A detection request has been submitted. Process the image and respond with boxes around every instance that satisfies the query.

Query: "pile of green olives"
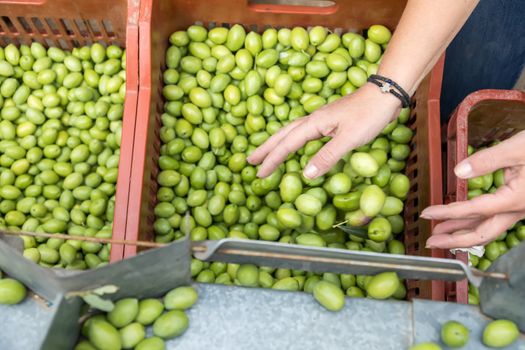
[155,24,411,308]
[75,286,198,350]
[0,43,126,269]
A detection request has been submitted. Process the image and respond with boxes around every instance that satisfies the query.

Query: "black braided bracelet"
[367,74,411,108]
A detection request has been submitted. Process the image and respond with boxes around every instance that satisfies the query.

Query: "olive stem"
[0,230,165,248]
[332,219,349,228]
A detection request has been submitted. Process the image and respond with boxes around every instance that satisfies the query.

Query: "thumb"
[454,136,524,179]
[303,136,354,179]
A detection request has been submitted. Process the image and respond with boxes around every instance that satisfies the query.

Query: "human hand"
[247,83,401,178]
[422,131,525,249]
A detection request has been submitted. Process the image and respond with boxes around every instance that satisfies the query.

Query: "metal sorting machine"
[1,231,524,350]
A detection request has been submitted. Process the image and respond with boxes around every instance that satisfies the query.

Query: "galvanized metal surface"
[1,235,523,349]
[413,299,525,350]
[41,296,84,350]
[0,295,58,349]
[2,284,524,350]
[168,284,412,350]
[0,235,192,350]
[194,239,505,287]
[0,234,61,301]
[0,234,191,301]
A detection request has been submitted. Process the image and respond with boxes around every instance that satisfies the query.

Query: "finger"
[303,133,358,179]
[247,119,303,165]
[247,119,304,165]
[432,218,482,235]
[420,186,521,220]
[454,132,525,179]
[505,166,520,183]
[256,118,325,178]
[426,211,524,249]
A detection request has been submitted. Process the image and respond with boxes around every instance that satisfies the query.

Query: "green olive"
[440,320,469,348]
[295,233,326,247]
[409,343,442,350]
[365,272,399,299]
[164,286,198,310]
[136,299,165,326]
[290,27,309,51]
[483,319,520,348]
[350,152,379,177]
[367,25,392,45]
[153,310,189,339]
[236,264,259,287]
[360,185,386,217]
[135,337,165,350]
[0,278,26,304]
[313,281,345,311]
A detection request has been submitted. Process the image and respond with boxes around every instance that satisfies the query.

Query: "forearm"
[378,0,479,96]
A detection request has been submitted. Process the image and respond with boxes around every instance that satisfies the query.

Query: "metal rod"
[0,230,166,248]
[191,245,207,253]
[1,230,509,282]
[217,248,463,276]
[471,269,508,280]
[214,248,508,281]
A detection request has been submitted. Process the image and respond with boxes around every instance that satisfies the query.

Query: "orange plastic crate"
[0,0,140,262]
[128,0,446,300]
[446,89,525,303]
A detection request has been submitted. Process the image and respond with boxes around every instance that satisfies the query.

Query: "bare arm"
[248,0,479,179]
[380,0,479,96]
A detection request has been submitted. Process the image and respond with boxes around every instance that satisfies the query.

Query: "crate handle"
[0,0,46,4]
[248,0,338,15]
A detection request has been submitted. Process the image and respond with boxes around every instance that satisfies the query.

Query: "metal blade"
[479,242,525,331]
[192,239,507,287]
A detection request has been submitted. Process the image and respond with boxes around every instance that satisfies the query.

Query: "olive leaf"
[82,294,115,312]
[65,284,119,298]
[92,285,119,296]
[335,225,368,239]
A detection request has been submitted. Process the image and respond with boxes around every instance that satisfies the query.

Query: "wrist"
[367,74,411,108]
[360,81,404,111]
[376,68,417,96]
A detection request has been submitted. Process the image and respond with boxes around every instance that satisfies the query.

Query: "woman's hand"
[247,83,401,178]
[423,131,525,249]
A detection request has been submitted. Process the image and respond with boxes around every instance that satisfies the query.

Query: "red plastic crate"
[446,89,525,303]
[0,0,140,262]
[128,0,446,300]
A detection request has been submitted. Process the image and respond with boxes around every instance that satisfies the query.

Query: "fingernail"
[455,161,473,178]
[303,164,319,179]
[420,209,432,219]
[425,237,436,248]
